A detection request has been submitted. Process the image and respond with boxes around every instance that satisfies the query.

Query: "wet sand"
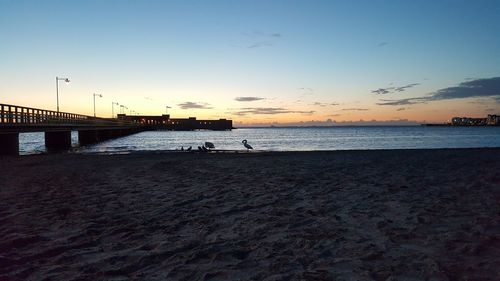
[1,148,499,280]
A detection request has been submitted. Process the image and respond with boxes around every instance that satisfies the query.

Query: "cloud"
[371,83,419,95]
[312,102,328,107]
[248,42,273,48]
[235,96,265,102]
[342,108,369,111]
[429,77,500,100]
[299,87,314,92]
[299,87,314,96]
[177,102,213,109]
[243,31,282,38]
[231,107,315,116]
[377,97,427,106]
[377,77,500,106]
[240,31,282,49]
[395,83,420,92]
[311,102,339,107]
[378,42,388,47]
[396,108,406,111]
[371,88,392,95]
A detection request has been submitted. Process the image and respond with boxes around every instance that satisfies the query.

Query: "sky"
[1,0,499,125]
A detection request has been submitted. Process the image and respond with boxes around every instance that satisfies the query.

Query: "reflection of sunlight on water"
[18,127,500,155]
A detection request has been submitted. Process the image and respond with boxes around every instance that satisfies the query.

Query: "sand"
[0,148,499,280]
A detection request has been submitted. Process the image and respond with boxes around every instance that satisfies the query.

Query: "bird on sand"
[242,139,253,151]
[204,142,215,150]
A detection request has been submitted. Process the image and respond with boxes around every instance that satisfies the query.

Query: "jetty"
[0,103,233,155]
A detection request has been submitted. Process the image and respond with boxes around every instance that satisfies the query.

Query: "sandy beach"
[0,148,499,280]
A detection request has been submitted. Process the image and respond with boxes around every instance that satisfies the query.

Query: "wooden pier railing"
[0,103,136,127]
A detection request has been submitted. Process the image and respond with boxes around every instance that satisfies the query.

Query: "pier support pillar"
[45,131,72,151]
[0,133,19,156]
[78,130,98,145]
[97,130,113,141]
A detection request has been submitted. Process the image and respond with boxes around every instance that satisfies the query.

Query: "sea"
[17,126,500,155]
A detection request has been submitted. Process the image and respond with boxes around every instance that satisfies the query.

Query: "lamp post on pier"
[93,93,103,117]
[120,105,128,114]
[112,102,119,118]
[55,76,70,112]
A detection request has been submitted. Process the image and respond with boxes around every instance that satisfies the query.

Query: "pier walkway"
[0,103,145,155]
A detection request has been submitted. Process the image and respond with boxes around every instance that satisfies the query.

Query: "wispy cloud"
[395,83,419,92]
[231,107,315,116]
[243,31,282,38]
[377,42,388,47]
[342,108,369,111]
[177,102,213,109]
[247,42,273,49]
[312,102,328,107]
[371,83,419,95]
[311,102,339,107]
[238,31,282,49]
[396,108,406,111]
[377,77,500,106]
[371,88,393,95]
[377,97,426,106]
[235,96,265,102]
[299,87,315,97]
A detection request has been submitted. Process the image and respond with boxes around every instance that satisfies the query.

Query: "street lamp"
[93,93,103,117]
[120,105,128,114]
[112,102,119,118]
[55,76,70,112]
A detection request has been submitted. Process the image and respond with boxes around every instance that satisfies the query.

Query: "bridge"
[0,103,146,155]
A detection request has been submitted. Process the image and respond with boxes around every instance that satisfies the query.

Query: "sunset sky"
[1,0,499,125]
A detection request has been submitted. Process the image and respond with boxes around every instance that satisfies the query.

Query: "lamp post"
[112,102,119,118]
[120,105,128,114]
[93,93,103,117]
[55,76,70,112]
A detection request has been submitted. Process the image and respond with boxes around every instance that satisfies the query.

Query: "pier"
[0,103,233,155]
[0,103,145,155]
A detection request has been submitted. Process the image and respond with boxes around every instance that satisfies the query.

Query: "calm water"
[18,126,500,155]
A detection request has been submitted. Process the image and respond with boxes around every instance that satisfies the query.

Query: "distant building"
[487,114,500,125]
[451,114,499,126]
[117,114,233,131]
